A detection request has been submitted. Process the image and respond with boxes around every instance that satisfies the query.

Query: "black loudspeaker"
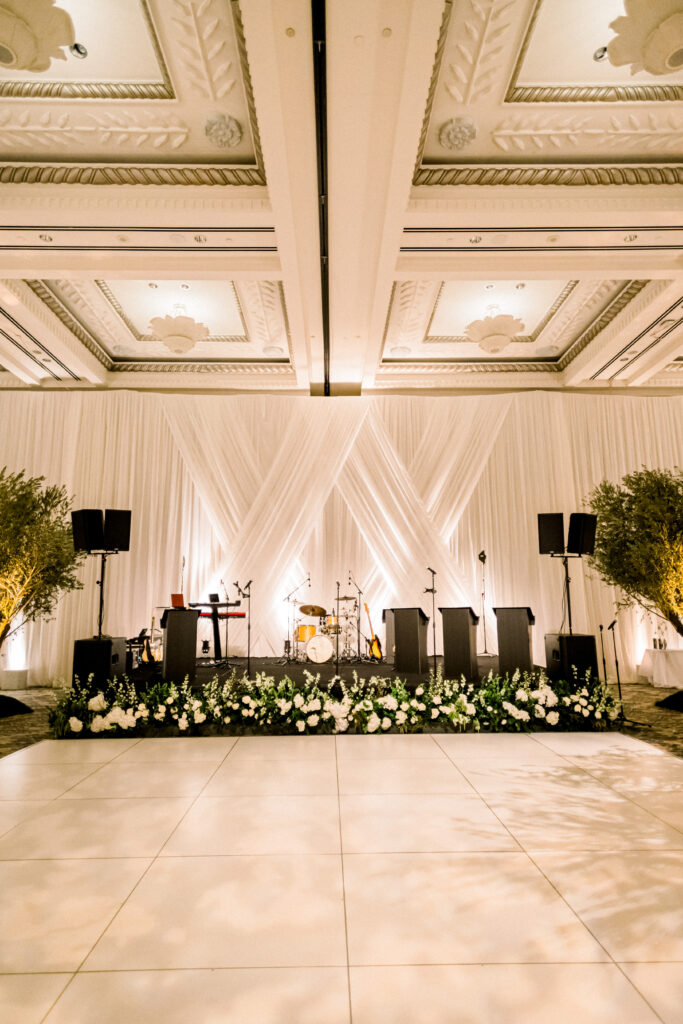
[567,513,597,555]
[544,633,598,682]
[71,509,104,552]
[73,637,127,688]
[104,509,131,551]
[537,513,564,555]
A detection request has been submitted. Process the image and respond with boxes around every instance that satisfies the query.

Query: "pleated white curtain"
[0,390,681,683]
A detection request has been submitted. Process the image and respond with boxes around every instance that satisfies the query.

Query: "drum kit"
[291,598,359,663]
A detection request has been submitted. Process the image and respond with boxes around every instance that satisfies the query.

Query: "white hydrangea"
[296,719,305,732]
[395,710,407,726]
[515,689,528,703]
[381,717,392,731]
[68,716,83,733]
[366,713,380,733]
[546,710,559,726]
[87,692,108,712]
[307,714,320,727]
[294,694,305,708]
[90,714,109,734]
[377,695,398,712]
[430,708,439,719]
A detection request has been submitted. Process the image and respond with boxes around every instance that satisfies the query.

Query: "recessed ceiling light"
[382,27,392,37]
[593,46,608,61]
[623,233,638,243]
[180,283,190,290]
[285,27,295,37]
[39,234,52,243]
[40,356,51,363]
[148,282,158,289]
[515,282,526,290]
[469,236,482,245]
[194,234,207,244]
[485,284,495,290]
[70,42,88,58]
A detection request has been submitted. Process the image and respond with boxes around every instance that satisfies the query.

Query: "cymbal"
[299,603,326,617]
[337,595,356,602]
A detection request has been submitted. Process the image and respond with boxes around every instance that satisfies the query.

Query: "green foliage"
[0,468,83,651]
[587,467,683,635]
[49,667,621,738]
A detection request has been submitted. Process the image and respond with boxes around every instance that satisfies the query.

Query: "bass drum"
[306,633,334,664]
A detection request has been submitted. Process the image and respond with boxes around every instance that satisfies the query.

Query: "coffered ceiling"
[0,0,681,395]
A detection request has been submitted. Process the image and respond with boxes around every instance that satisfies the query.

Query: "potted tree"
[587,466,683,637]
[0,467,83,687]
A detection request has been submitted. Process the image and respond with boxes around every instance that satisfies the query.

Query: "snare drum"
[306,633,334,663]
[296,624,316,643]
[323,614,340,634]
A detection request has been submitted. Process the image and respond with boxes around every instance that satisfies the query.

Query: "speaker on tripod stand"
[537,512,599,682]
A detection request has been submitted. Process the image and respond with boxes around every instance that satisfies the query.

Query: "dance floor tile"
[85,854,347,969]
[204,757,338,796]
[349,965,660,1024]
[487,787,683,851]
[620,963,683,1024]
[459,763,594,795]
[336,734,444,759]
[115,737,236,763]
[0,799,49,837]
[343,852,607,965]
[162,795,341,855]
[61,761,216,799]
[628,791,683,833]
[0,973,72,1024]
[434,733,566,763]
[0,798,192,859]
[536,852,683,961]
[0,763,99,801]
[2,739,139,765]
[533,732,658,757]
[0,858,149,971]
[44,967,351,1024]
[337,757,471,795]
[229,736,336,760]
[340,794,518,853]
[574,751,683,794]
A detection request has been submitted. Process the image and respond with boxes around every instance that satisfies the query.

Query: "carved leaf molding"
[171,0,236,100]
[237,281,286,348]
[393,281,438,344]
[0,111,190,150]
[446,0,519,105]
[492,113,683,152]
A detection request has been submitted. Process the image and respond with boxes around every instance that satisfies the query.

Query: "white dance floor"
[0,731,682,1023]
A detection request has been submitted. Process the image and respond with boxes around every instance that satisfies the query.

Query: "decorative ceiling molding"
[377,360,560,374]
[590,292,683,381]
[110,360,293,375]
[558,279,653,370]
[0,163,265,186]
[413,164,683,187]
[491,112,683,154]
[444,0,521,106]
[94,280,249,345]
[171,0,236,101]
[506,0,683,103]
[0,111,190,151]
[0,0,174,101]
[236,280,292,359]
[413,0,454,183]
[24,280,112,368]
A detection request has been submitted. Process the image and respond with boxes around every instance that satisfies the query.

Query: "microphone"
[599,623,603,632]
[233,580,239,589]
[244,580,252,590]
[478,550,486,564]
[427,566,436,574]
[608,620,617,631]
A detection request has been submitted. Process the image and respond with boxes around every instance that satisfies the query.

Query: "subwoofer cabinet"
[544,633,599,683]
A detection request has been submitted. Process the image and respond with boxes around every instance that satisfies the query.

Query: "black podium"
[439,607,479,681]
[382,607,429,674]
[494,607,535,677]
[160,608,199,683]
[545,633,598,682]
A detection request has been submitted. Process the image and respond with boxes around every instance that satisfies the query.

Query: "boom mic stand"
[235,579,253,679]
[425,567,437,678]
[279,573,310,664]
[598,624,608,683]
[478,550,489,654]
[349,570,363,662]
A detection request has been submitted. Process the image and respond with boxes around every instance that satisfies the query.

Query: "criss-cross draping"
[0,390,681,683]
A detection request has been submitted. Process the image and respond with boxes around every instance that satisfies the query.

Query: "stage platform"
[193,656,444,689]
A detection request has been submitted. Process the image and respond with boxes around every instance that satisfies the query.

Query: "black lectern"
[439,607,479,681]
[494,607,535,677]
[160,607,199,683]
[382,607,429,674]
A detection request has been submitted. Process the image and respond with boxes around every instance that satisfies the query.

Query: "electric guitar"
[364,602,382,661]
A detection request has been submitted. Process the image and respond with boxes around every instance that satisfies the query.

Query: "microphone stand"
[425,568,437,678]
[235,580,253,679]
[280,574,310,664]
[478,550,489,654]
[335,580,340,676]
[608,617,649,727]
[598,624,608,683]
[349,570,363,662]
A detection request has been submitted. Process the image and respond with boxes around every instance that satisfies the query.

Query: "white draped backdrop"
[1,390,681,684]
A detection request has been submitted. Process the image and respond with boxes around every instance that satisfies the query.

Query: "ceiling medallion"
[464,314,525,355]
[608,0,683,75]
[148,313,210,356]
[204,113,243,149]
[0,0,74,72]
[438,117,476,150]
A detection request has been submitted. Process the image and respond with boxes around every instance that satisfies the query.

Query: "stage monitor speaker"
[71,509,104,553]
[73,636,127,688]
[537,513,564,555]
[567,513,597,555]
[104,509,131,552]
[545,633,598,682]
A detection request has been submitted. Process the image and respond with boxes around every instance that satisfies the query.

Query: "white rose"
[415,687,424,696]
[366,713,380,733]
[296,719,306,732]
[381,717,391,731]
[68,717,83,733]
[224,715,231,724]
[166,696,174,704]
[595,710,602,719]
[546,711,559,726]
[430,708,439,719]
[87,693,107,712]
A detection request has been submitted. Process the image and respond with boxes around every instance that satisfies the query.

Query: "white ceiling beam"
[324,0,444,386]
[626,322,683,386]
[0,252,281,278]
[239,0,322,391]
[395,252,683,279]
